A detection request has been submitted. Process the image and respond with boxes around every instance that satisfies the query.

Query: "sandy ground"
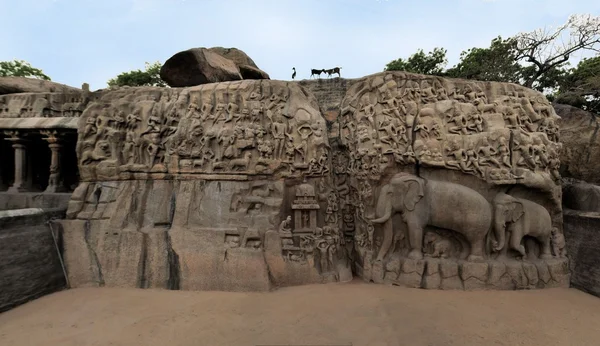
[1,281,600,346]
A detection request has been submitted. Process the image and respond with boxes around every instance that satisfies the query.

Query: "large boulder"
[160,48,243,87]
[208,47,270,80]
[556,103,600,184]
[160,47,269,87]
[0,77,81,95]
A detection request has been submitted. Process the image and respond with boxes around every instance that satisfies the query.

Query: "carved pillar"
[41,130,65,193]
[4,131,30,193]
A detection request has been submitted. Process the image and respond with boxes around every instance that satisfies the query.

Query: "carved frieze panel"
[75,81,329,181]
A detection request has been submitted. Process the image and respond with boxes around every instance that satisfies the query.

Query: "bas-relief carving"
[76,81,329,180]
[339,72,568,289]
[61,72,568,291]
[0,92,89,118]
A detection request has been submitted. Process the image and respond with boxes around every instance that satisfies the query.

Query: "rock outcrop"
[0,71,568,292]
[556,103,600,184]
[160,47,269,87]
[0,77,81,95]
[208,47,270,80]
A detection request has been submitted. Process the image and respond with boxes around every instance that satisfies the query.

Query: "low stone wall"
[0,192,72,211]
[0,208,67,312]
[564,209,600,297]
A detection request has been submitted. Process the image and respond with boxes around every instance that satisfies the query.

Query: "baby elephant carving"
[491,192,553,259]
[423,232,451,258]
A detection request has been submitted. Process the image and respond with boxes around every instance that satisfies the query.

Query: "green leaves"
[107,61,167,87]
[384,48,448,76]
[0,60,51,80]
[446,37,522,84]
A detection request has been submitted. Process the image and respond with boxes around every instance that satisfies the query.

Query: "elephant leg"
[407,221,424,260]
[375,219,393,262]
[467,237,485,262]
[539,236,552,259]
[510,230,526,257]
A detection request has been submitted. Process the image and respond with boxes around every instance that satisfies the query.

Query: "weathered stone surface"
[564,210,600,297]
[461,262,488,290]
[45,71,568,293]
[160,48,243,87]
[556,103,600,184]
[208,47,270,80]
[563,179,600,212]
[0,208,66,312]
[0,76,81,95]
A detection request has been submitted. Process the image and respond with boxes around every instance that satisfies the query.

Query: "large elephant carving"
[491,192,552,259]
[370,173,492,262]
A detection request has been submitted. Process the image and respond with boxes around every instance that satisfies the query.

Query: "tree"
[0,59,51,80]
[514,14,600,89]
[384,48,448,75]
[445,37,523,84]
[555,55,600,113]
[107,61,166,87]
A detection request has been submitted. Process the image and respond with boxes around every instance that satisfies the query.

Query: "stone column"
[42,130,65,193]
[4,131,29,193]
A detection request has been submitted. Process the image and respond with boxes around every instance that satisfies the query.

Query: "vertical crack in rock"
[166,186,180,290]
[165,231,180,290]
[84,220,105,286]
[138,233,148,288]
[411,102,422,177]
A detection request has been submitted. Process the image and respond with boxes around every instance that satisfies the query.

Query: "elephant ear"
[510,202,525,222]
[403,179,424,211]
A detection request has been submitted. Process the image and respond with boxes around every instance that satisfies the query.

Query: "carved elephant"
[370,173,492,262]
[491,192,552,259]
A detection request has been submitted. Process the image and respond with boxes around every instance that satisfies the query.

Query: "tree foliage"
[384,48,448,75]
[0,59,51,80]
[514,14,600,89]
[107,61,166,87]
[384,14,599,95]
[445,37,522,84]
[555,55,600,113]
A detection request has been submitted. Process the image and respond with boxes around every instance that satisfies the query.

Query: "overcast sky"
[1,0,598,91]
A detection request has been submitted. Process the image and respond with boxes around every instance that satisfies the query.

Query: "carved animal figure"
[551,227,567,258]
[230,152,252,171]
[310,69,325,78]
[370,173,492,262]
[423,233,452,258]
[491,192,553,259]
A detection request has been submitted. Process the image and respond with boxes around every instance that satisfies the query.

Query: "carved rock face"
[48,71,570,291]
[75,80,326,180]
[556,103,600,184]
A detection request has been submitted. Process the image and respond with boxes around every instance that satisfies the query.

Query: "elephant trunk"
[493,212,506,252]
[371,192,392,224]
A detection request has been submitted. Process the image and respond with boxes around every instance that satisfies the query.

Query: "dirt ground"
[1,281,599,346]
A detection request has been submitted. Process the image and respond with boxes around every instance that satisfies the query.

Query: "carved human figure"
[271,119,287,159]
[465,143,485,176]
[444,141,469,172]
[491,192,553,259]
[467,112,484,132]
[477,137,501,167]
[369,173,492,261]
[448,111,469,135]
[279,216,292,233]
[497,136,512,168]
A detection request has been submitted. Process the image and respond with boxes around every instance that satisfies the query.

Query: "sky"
[1,0,599,91]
